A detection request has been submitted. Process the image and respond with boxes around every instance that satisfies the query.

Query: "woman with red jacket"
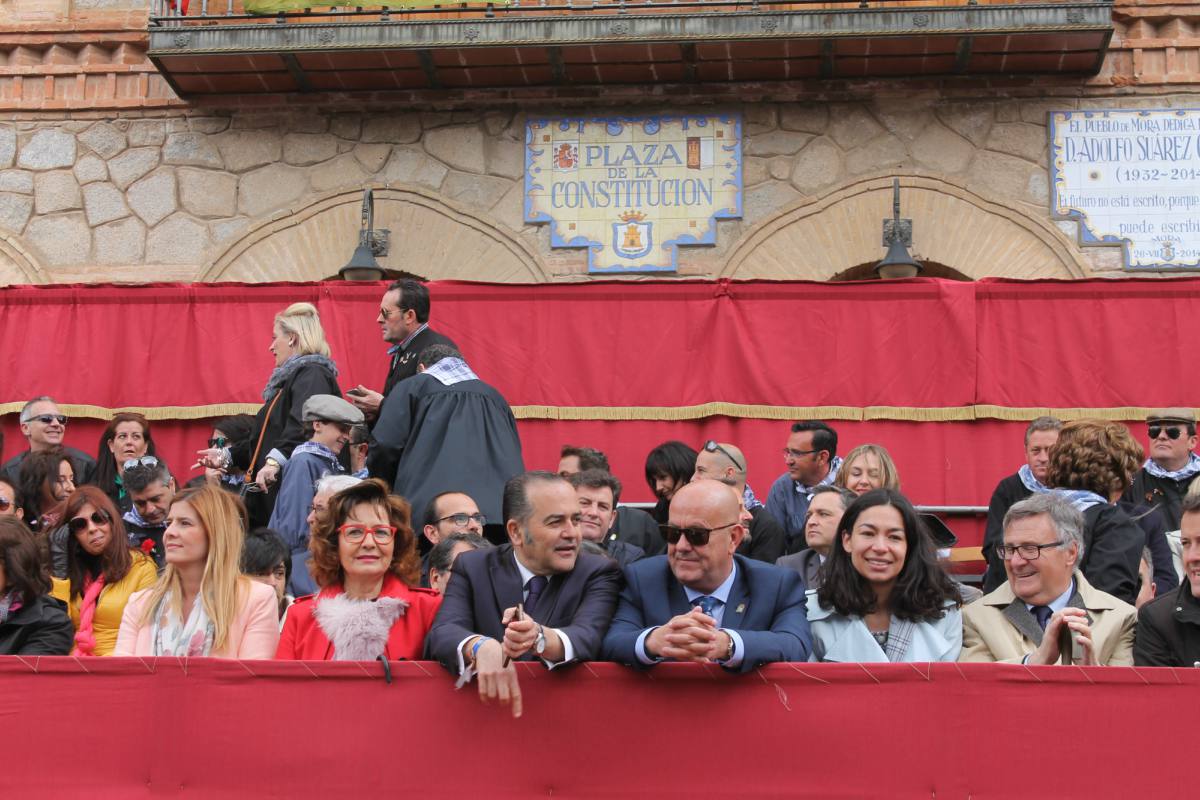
[276,479,440,661]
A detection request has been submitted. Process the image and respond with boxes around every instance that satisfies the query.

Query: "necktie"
[525,575,548,615]
[1032,605,1052,630]
[693,595,718,618]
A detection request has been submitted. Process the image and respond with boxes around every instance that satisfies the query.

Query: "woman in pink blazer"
[115,485,278,659]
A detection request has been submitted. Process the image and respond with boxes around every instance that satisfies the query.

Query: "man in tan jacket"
[961,493,1136,665]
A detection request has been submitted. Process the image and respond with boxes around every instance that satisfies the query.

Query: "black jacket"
[0,594,74,656]
[381,326,459,401]
[742,506,786,564]
[1079,504,1146,606]
[1134,581,1200,667]
[3,446,96,489]
[610,506,663,557]
[982,473,1031,593]
[1122,467,1200,532]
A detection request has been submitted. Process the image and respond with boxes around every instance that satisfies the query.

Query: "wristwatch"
[534,624,547,656]
[722,630,735,662]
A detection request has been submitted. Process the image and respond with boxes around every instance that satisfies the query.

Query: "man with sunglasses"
[346,279,459,426]
[765,421,841,555]
[2,397,95,487]
[962,493,1136,665]
[1123,408,1200,531]
[602,479,811,672]
[419,491,486,586]
[268,394,364,596]
[693,440,785,564]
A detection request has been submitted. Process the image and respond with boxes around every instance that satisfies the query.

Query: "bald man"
[691,441,785,564]
[601,479,811,672]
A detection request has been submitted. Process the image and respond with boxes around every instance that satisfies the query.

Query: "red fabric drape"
[1,658,1192,797]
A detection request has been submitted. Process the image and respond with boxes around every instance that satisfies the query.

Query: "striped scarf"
[1053,488,1108,512]
[1143,453,1200,481]
[1018,464,1051,494]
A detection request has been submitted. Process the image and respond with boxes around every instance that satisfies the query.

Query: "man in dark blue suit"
[427,471,621,717]
[602,479,811,672]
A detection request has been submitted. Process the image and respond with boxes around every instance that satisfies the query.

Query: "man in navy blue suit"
[602,479,811,672]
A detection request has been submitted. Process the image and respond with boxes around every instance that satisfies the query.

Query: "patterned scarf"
[743,484,762,511]
[882,617,916,663]
[795,456,843,497]
[149,590,215,657]
[423,357,478,387]
[0,590,23,624]
[261,354,338,402]
[1143,453,1200,481]
[73,574,108,657]
[291,440,344,471]
[1018,464,1051,494]
[1053,488,1108,512]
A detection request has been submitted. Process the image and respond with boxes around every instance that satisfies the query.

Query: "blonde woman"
[114,485,279,658]
[836,444,901,496]
[196,301,341,527]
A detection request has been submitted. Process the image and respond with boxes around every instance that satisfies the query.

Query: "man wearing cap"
[691,441,785,563]
[1123,408,1200,532]
[268,394,364,596]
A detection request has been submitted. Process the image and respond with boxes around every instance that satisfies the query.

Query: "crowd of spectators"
[2,279,1199,719]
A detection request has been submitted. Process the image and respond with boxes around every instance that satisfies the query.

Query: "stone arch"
[721,174,1091,281]
[202,186,549,283]
[0,230,49,286]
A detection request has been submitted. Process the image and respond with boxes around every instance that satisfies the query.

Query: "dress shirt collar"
[1025,579,1075,614]
[683,560,738,606]
[399,322,429,351]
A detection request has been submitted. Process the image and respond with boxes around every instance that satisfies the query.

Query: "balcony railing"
[146,0,1115,94]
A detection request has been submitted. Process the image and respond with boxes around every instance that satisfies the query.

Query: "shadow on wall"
[830,261,973,282]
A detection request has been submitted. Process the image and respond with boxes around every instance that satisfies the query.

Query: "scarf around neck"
[291,440,344,470]
[74,574,108,656]
[261,354,338,402]
[1143,453,1200,482]
[150,589,215,657]
[796,456,843,496]
[1053,488,1108,512]
[1018,464,1051,494]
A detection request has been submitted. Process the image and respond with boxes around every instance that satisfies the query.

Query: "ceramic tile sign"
[1050,109,1200,269]
[525,115,743,273]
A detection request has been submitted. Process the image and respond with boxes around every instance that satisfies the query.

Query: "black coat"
[1116,500,1179,597]
[1078,504,1145,606]
[1134,581,1200,667]
[426,544,621,675]
[0,594,74,656]
[610,506,663,556]
[741,506,786,564]
[1122,467,1200,532]
[2,446,96,489]
[982,473,1031,593]
[381,326,459,401]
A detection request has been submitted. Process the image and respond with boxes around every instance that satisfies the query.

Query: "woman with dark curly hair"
[0,516,73,655]
[808,488,962,662]
[50,486,156,656]
[1044,419,1155,605]
[92,412,156,512]
[18,447,76,534]
[275,479,441,660]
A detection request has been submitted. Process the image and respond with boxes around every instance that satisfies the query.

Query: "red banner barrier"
[2,657,1191,797]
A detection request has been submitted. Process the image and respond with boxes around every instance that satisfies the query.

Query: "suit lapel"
[1001,599,1044,646]
[489,547,524,621]
[1066,585,1093,626]
[667,573,692,618]
[722,562,749,629]
[535,572,567,626]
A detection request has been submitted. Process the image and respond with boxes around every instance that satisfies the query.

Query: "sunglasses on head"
[703,440,744,471]
[1149,425,1185,440]
[659,521,739,547]
[28,414,67,426]
[68,511,110,534]
[123,456,159,471]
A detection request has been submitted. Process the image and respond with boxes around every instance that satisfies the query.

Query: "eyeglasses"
[659,521,739,547]
[123,456,159,471]
[68,511,110,534]
[27,414,67,426]
[338,523,397,544]
[208,437,228,449]
[704,440,744,471]
[782,448,818,461]
[436,512,487,527]
[997,541,1066,560]
[1149,425,1185,440]
[379,307,397,319]
[0,496,14,512]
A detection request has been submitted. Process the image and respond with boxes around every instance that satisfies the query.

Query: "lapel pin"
[735,603,746,614]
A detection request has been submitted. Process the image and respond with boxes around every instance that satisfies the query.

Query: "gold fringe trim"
[2,401,1193,424]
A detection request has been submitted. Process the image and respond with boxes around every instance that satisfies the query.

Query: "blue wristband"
[471,637,490,662]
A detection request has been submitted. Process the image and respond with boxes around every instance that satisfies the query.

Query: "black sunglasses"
[208,436,228,449]
[68,511,110,534]
[1149,425,1185,440]
[659,521,739,547]
[703,440,744,471]
[29,414,67,426]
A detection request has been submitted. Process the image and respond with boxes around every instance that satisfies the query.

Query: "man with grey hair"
[982,415,1063,592]
[2,397,95,486]
[961,493,1136,665]
[427,471,620,718]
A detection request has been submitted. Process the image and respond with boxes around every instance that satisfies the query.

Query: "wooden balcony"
[147,0,1115,96]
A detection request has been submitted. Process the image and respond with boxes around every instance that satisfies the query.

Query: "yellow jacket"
[51,552,158,656]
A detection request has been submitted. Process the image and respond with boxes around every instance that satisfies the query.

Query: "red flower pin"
[140,539,156,555]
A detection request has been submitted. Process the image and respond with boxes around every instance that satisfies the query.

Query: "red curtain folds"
[1,658,1192,797]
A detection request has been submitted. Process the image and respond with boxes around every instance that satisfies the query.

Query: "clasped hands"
[1027,607,1096,666]
[644,607,731,664]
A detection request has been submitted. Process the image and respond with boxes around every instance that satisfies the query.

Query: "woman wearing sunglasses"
[50,487,156,656]
[201,414,255,491]
[114,485,280,658]
[0,477,24,521]
[17,447,76,535]
[92,413,156,512]
[276,479,441,661]
[808,489,963,663]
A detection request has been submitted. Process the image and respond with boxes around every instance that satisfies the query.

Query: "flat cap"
[1146,408,1195,425]
[302,394,365,425]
